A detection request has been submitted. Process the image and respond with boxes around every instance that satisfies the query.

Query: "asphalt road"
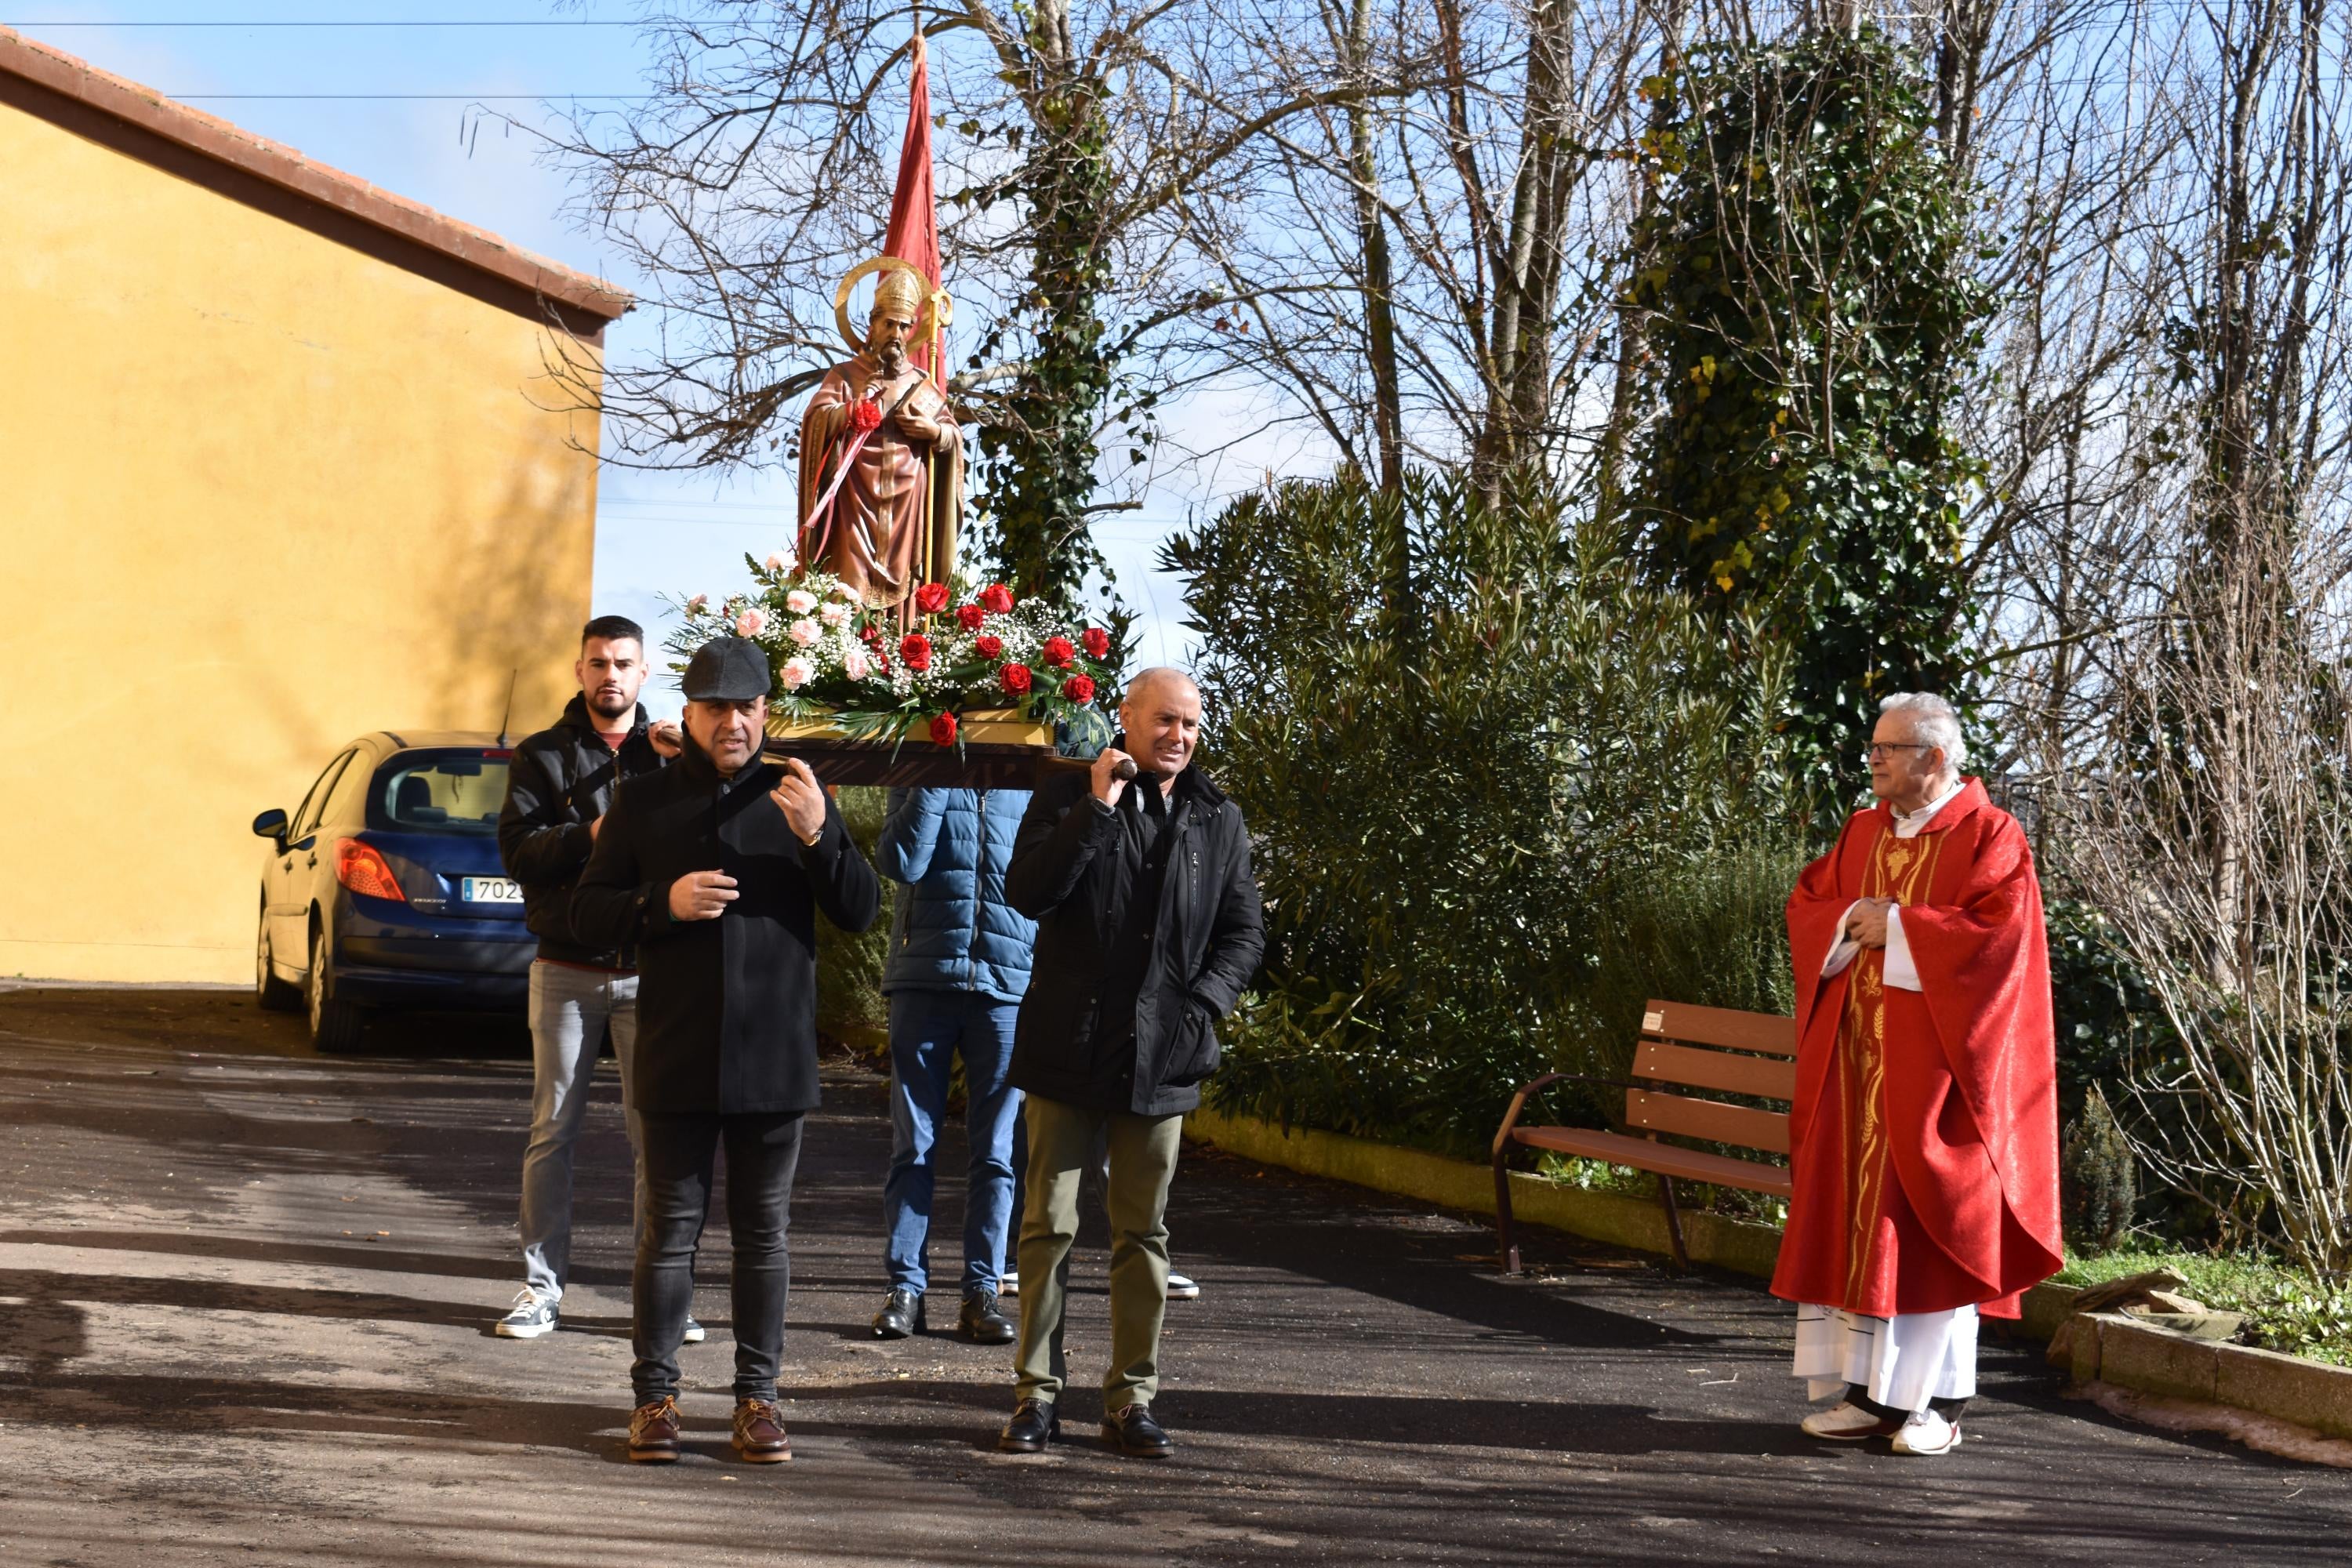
[0,983,2343,1567]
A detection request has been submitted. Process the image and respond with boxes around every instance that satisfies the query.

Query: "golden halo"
[833,256,949,353]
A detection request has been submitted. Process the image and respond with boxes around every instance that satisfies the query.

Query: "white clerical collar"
[1890,778,1967,837]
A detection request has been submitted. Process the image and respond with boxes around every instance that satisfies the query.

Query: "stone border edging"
[1183,1104,2352,1452]
[2058,1311,2352,1443]
[1183,1104,1783,1276]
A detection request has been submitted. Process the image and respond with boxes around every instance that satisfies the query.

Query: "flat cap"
[681,636,772,702]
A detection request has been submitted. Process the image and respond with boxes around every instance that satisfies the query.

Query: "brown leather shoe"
[628,1396,681,1464]
[732,1397,792,1464]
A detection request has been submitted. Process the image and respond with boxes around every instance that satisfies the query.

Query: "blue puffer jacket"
[876,786,1037,1004]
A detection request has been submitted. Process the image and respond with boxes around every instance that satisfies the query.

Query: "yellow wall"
[0,96,603,983]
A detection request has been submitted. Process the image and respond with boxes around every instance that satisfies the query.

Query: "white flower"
[764,551,793,574]
[842,645,873,681]
[788,618,821,647]
[779,656,815,690]
[785,588,818,614]
[819,601,852,628]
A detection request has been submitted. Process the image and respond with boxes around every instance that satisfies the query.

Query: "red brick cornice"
[0,25,633,323]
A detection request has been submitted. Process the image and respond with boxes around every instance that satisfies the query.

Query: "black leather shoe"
[998,1397,1060,1453]
[959,1289,1017,1345]
[872,1288,924,1339]
[1105,1403,1174,1458]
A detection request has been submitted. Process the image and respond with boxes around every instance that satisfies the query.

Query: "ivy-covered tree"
[1619,28,1992,797]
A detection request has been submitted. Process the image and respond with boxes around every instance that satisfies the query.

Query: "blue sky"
[8,3,1252,713]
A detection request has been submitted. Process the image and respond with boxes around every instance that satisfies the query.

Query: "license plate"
[462,877,524,905]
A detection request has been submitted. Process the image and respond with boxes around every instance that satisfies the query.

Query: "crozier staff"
[571,635,880,1465]
[1775,692,2062,1457]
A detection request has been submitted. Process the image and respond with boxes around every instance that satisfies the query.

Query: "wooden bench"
[1491,999,1796,1273]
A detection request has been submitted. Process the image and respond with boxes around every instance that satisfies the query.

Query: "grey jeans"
[518,960,644,1303]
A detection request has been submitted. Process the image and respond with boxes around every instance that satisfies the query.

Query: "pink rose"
[789,618,821,647]
[842,645,873,681]
[779,656,815,691]
[764,551,793,574]
[819,601,852,628]
[735,608,767,637]
[785,588,818,614]
[685,594,708,614]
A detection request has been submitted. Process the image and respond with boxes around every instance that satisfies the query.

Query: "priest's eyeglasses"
[1864,742,1934,760]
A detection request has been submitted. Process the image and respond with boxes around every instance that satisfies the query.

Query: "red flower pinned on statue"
[929,712,958,746]
[978,583,1015,615]
[851,398,884,434]
[1081,626,1112,659]
[975,633,1004,660]
[1041,636,1077,670]
[999,662,1033,695]
[899,633,933,673]
[956,603,986,631]
[1062,673,1097,704]
[915,583,950,615]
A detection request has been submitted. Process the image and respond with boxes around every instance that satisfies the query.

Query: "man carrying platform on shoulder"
[492,614,689,1343]
[996,667,1264,1460]
[572,635,881,1465]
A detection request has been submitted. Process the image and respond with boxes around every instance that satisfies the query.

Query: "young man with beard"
[572,636,880,1464]
[493,615,687,1341]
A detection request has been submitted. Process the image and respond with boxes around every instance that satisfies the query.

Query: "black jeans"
[632,1109,804,1404]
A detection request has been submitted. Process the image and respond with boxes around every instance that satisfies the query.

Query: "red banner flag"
[884,31,941,376]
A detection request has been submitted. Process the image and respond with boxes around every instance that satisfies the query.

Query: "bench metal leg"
[1657,1172,1690,1272]
[1494,1145,1521,1275]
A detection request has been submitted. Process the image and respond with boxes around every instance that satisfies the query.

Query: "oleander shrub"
[1164,468,1802,1158]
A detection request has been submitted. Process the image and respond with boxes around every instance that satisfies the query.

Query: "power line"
[165,93,651,100]
[4,18,639,25]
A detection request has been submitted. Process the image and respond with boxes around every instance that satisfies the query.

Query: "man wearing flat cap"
[572,635,881,1465]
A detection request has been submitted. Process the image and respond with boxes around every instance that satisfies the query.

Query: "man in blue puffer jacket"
[870,786,1036,1343]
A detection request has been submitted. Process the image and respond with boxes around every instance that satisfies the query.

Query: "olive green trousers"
[1011,1094,1184,1414]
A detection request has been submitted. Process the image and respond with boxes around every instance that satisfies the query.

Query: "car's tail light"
[335,838,408,902]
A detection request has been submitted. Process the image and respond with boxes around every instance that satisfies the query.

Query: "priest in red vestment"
[1773,691,2062,1456]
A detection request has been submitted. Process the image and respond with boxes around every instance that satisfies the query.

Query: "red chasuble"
[1771,779,2063,1319]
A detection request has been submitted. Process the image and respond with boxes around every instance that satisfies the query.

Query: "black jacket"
[496,695,671,965]
[1005,744,1265,1116]
[568,742,881,1115]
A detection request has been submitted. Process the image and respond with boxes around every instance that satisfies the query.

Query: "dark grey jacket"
[495,694,670,966]
[1004,746,1265,1116]
[569,742,880,1115]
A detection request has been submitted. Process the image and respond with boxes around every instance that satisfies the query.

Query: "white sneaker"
[494,1288,558,1339]
[1800,1400,1904,1441]
[682,1315,707,1345]
[1000,1271,1018,1298]
[1167,1272,1200,1301]
[1892,1410,1962,1455]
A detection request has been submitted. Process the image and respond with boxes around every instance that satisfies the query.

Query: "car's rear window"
[371,750,512,835]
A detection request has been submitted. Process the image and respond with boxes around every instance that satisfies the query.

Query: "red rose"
[1000,662,1033,695]
[1062,673,1097,704]
[1081,626,1112,659]
[860,623,884,644]
[975,633,1004,660]
[1041,636,1077,669]
[915,582,950,615]
[978,583,1015,615]
[851,398,883,434]
[956,603,986,631]
[899,633,932,673]
[929,712,958,746]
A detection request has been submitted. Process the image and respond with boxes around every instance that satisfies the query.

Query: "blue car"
[252,731,535,1051]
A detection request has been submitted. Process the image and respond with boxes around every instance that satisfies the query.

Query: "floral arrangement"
[670,553,1116,750]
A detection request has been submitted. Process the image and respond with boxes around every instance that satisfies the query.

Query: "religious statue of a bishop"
[797,260,961,622]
